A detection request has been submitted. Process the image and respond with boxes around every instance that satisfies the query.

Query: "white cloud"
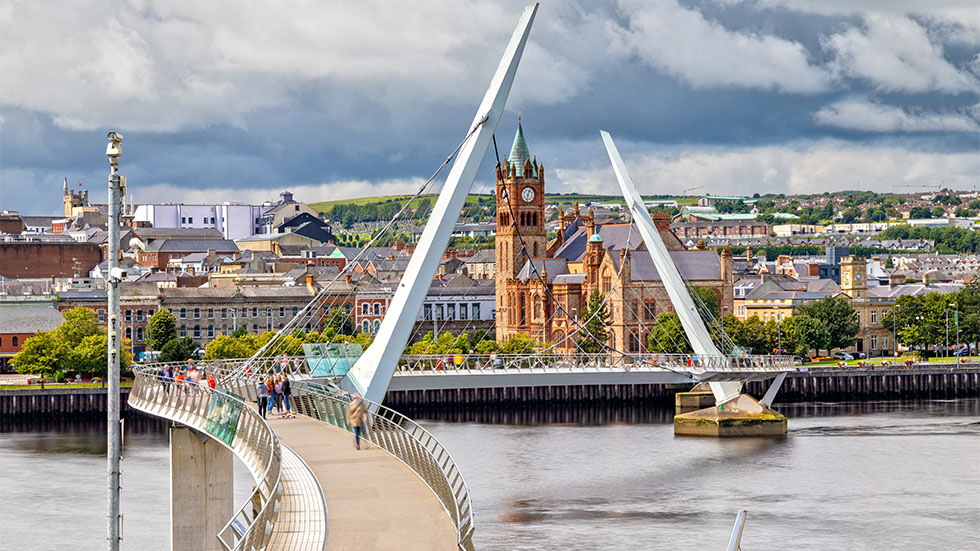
[822,14,979,93]
[813,99,980,132]
[0,1,605,132]
[553,139,980,197]
[610,0,831,93]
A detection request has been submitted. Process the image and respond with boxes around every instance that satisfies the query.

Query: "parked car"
[793,355,812,365]
[833,352,854,361]
[854,352,867,359]
[954,347,971,356]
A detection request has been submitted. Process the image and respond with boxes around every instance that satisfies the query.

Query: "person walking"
[255,379,269,420]
[206,371,216,390]
[161,366,172,392]
[281,376,293,418]
[265,376,275,416]
[273,375,284,416]
[347,394,368,450]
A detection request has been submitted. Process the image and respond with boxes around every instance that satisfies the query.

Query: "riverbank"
[0,387,132,417]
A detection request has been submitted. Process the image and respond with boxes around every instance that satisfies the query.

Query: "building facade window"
[125,310,132,322]
[221,308,228,319]
[266,307,272,319]
[180,326,187,337]
[12,336,18,347]
[871,335,878,349]
[193,325,200,338]
[436,304,445,321]
[460,304,468,320]
[137,327,144,341]
[373,320,380,332]
[472,303,480,319]
[136,310,144,322]
[208,308,214,318]
[194,308,200,319]
[125,327,132,340]
[857,312,862,324]
[424,304,432,321]
[373,303,380,316]
[361,320,370,333]
[180,308,186,319]
[629,331,640,352]
[98,309,106,322]
[448,304,456,320]
[252,307,258,317]
[871,311,878,324]
[208,325,214,338]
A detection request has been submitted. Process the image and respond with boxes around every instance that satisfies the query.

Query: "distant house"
[137,239,239,271]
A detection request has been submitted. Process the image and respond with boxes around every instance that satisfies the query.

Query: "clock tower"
[495,121,546,328]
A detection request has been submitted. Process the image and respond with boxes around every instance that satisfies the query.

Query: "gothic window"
[553,330,564,344]
[629,331,640,353]
[645,302,656,321]
[602,275,612,294]
[520,294,527,325]
[631,300,638,321]
[533,242,538,257]
[534,296,542,319]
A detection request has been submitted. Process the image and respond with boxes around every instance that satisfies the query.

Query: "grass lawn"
[0,381,135,390]
[805,356,970,367]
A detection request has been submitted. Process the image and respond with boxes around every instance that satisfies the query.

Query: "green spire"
[508,121,530,166]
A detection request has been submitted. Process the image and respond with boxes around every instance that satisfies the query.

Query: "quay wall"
[0,387,131,417]
[384,367,980,408]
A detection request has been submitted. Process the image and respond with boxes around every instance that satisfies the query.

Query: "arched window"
[534,296,543,319]
[125,327,132,340]
[520,294,527,325]
[207,325,214,338]
[12,336,18,347]
[361,320,370,333]
[552,330,564,344]
[373,320,380,332]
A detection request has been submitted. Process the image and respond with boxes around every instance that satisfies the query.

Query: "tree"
[932,205,947,218]
[691,286,720,323]
[232,326,248,338]
[325,307,355,336]
[797,296,860,355]
[502,333,537,354]
[74,334,132,377]
[149,309,178,350]
[55,307,101,347]
[577,292,611,353]
[909,206,932,219]
[647,312,692,354]
[158,337,197,363]
[782,314,830,356]
[204,334,257,360]
[11,331,69,380]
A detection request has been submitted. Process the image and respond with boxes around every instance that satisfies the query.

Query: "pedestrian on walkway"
[265,376,275,415]
[347,394,368,450]
[207,371,216,390]
[282,376,293,418]
[256,379,269,420]
[161,366,172,392]
[273,375,284,415]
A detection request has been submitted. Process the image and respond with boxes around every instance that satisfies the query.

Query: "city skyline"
[1,0,978,214]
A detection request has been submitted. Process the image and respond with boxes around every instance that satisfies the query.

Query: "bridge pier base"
[170,425,234,551]
[674,394,787,437]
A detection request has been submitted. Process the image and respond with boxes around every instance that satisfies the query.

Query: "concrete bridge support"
[170,425,234,551]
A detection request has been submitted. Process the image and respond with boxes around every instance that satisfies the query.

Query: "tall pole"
[945,309,949,358]
[106,132,124,551]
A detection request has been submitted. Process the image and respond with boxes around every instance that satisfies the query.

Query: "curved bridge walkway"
[268,414,456,550]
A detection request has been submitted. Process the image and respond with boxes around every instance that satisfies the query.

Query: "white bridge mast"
[600,131,743,405]
[342,4,539,404]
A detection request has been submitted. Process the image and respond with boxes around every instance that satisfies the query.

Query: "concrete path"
[267,414,456,551]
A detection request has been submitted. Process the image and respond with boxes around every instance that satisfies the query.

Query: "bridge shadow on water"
[397,397,980,427]
[0,411,169,455]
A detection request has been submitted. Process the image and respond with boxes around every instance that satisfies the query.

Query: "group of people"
[255,374,293,420]
[160,360,216,393]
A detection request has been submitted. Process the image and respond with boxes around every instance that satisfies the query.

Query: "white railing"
[395,353,796,375]
[128,367,283,551]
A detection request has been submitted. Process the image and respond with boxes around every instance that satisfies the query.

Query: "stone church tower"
[495,122,546,337]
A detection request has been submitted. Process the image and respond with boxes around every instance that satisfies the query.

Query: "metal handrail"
[290,381,476,551]
[128,367,283,551]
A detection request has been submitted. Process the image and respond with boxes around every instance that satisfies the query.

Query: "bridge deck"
[269,444,328,550]
[268,414,456,550]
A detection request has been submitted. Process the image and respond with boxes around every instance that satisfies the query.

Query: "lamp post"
[945,307,950,358]
[105,131,124,551]
[777,314,782,354]
[953,302,959,355]
[892,303,897,359]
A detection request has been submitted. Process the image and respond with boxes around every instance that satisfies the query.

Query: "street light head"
[107,131,124,143]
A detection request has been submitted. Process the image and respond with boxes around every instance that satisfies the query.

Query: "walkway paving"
[267,414,456,551]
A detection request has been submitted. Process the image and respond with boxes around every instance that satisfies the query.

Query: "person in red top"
[175,371,185,393]
[207,372,216,390]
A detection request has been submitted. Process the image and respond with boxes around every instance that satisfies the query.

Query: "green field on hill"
[310,192,687,214]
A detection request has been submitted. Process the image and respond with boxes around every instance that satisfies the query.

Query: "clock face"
[521,187,535,203]
[856,273,862,280]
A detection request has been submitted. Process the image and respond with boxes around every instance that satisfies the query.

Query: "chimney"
[651,212,671,233]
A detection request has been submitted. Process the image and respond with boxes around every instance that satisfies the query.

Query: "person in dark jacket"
[256,380,269,420]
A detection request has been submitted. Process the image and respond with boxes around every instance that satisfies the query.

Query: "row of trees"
[879,225,980,254]
[882,282,980,355]
[12,308,133,381]
[647,296,860,357]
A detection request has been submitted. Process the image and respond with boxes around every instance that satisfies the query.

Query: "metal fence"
[128,367,283,551]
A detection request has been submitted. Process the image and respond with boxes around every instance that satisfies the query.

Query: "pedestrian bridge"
[128,365,472,550]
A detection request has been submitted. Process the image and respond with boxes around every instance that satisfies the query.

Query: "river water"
[2,400,978,550]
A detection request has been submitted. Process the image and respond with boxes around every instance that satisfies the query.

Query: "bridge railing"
[289,380,476,551]
[128,367,283,551]
[395,353,796,374]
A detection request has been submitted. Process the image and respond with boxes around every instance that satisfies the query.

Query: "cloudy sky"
[1,0,978,214]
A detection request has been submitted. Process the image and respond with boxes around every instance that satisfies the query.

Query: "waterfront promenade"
[268,414,456,550]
